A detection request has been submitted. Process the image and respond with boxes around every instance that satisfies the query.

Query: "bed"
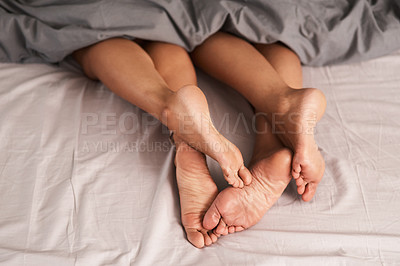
[0,48,400,264]
[1,1,400,265]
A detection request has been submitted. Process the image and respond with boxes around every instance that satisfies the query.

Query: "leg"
[73,38,252,188]
[191,32,326,201]
[201,41,322,233]
[254,42,325,200]
[145,42,292,238]
[143,41,218,248]
[254,43,303,88]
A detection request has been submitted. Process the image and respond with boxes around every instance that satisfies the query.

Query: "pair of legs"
[73,39,233,247]
[73,38,252,189]
[72,33,326,248]
[150,34,324,242]
[192,33,326,201]
[190,32,326,237]
[140,41,294,245]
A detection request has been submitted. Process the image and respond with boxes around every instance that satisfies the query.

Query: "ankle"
[160,90,178,128]
[174,136,197,155]
[160,85,202,130]
[259,85,293,114]
[173,135,186,150]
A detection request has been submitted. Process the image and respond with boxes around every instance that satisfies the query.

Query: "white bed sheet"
[0,51,399,265]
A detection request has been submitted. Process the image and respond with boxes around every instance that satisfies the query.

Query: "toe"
[186,228,205,248]
[223,167,242,188]
[215,219,227,235]
[302,182,317,202]
[209,232,218,243]
[203,203,221,230]
[222,168,235,186]
[214,227,228,236]
[292,159,301,179]
[227,173,240,188]
[295,177,304,186]
[239,166,252,185]
[213,231,221,237]
[234,172,244,188]
[203,231,213,246]
[226,176,235,187]
[235,226,245,232]
[296,177,307,195]
[292,169,300,179]
[228,226,235,234]
[297,182,306,195]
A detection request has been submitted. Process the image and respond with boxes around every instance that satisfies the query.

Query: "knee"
[72,46,97,79]
[145,42,196,85]
[173,46,192,66]
[157,44,194,75]
[73,38,152,80]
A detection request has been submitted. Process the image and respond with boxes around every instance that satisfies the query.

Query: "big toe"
[186,229,205,248]
[239,166,252,185]
[203,203,221,230]
[215,218,228,235]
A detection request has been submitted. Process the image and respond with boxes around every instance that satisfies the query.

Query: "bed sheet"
[0,51,399,265]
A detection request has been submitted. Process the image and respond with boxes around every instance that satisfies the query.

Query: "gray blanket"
[1,0,400,66]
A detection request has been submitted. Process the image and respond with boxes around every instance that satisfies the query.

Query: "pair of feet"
[171,86,326,248]
[167,85,325,197]
[176,142,293,248]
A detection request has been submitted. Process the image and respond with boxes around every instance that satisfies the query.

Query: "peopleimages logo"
[80,111,318,136]
[81,112,166,135]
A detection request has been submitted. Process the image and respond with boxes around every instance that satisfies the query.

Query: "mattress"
[0,50,399,265]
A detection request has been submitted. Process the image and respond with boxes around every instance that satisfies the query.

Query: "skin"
[203,148,293,235]
[198,37,326,235]
[144,38,319,241]
[143,41,300,241]
[142,42,220,248]
[72,38,252,190]
[191,32,326,202]
[254,42,325,198]
[74,40,231,248]
[72,36,326,247]
[175,137,219,247]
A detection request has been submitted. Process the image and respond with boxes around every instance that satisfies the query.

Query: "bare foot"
[175,138,220,248]
[202,148,292,235]
[272,88,326,201]
[164,85,252,188]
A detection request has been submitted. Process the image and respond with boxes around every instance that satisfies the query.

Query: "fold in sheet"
[1,0,400,66]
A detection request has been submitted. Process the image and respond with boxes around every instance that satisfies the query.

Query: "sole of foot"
[272,87,326,201]
[202,148,292,235]
[175,139,219,248]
